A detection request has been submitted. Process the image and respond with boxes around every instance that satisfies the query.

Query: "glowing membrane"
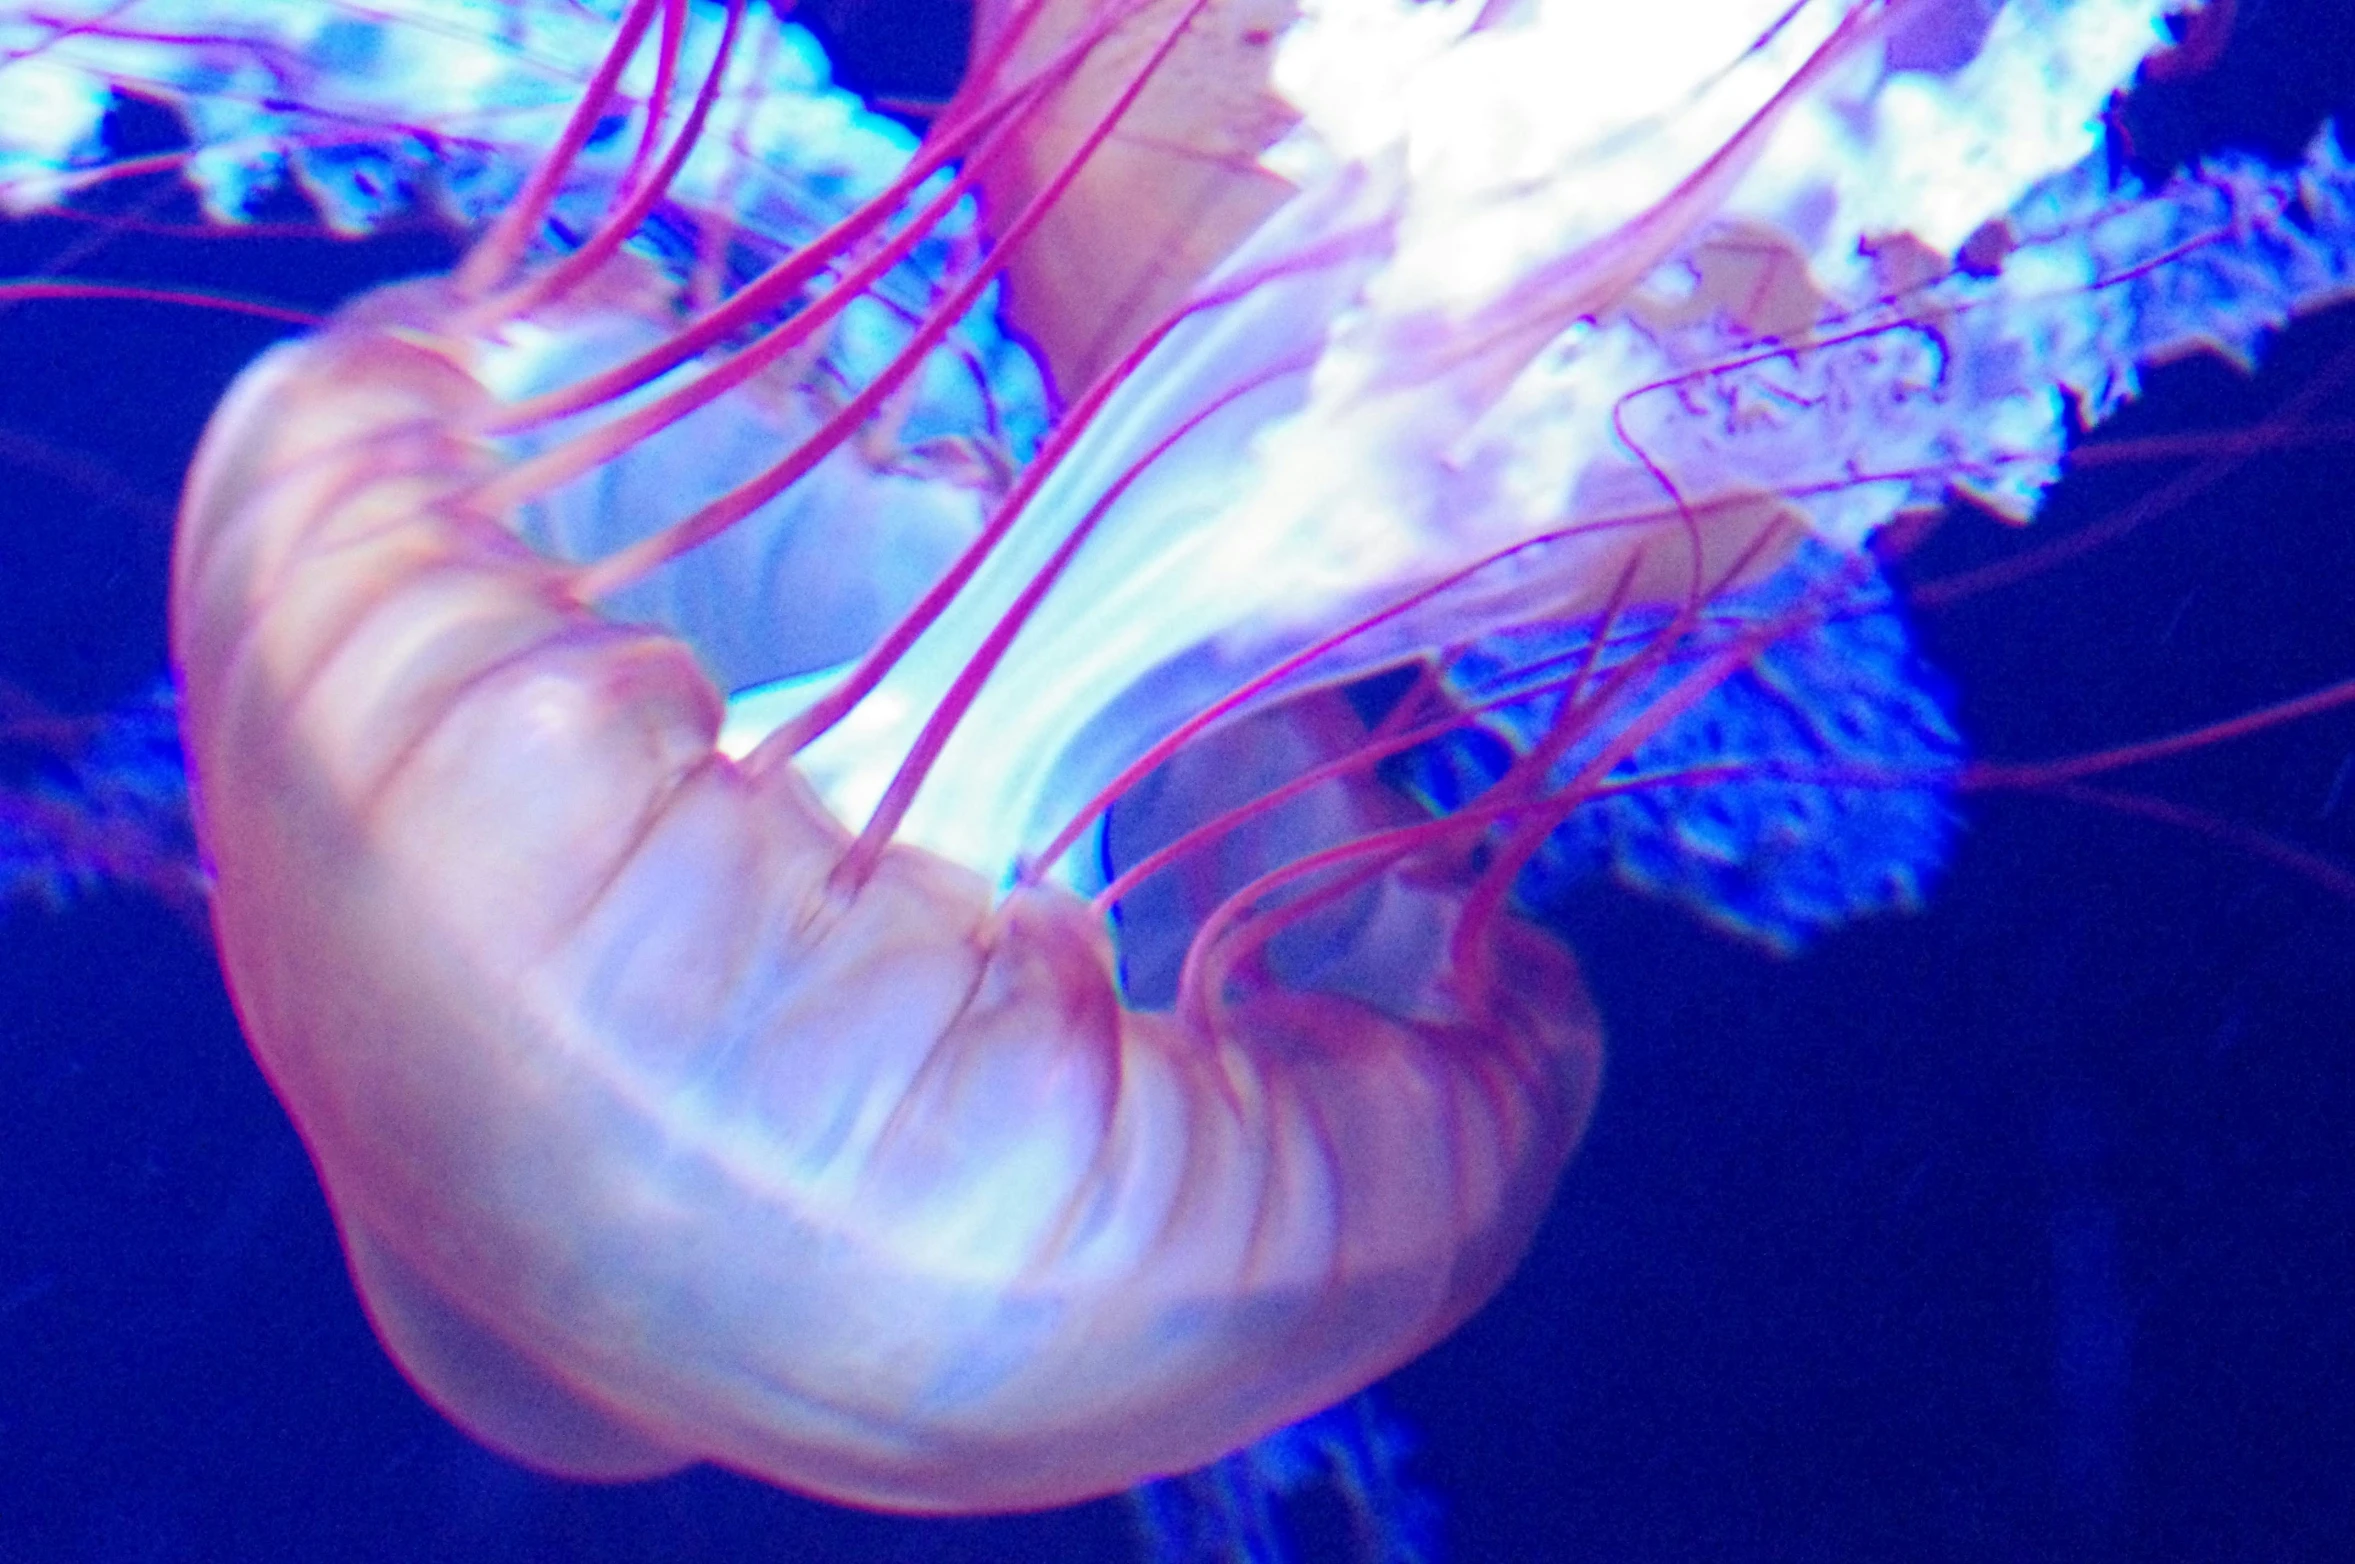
[787,0,2183,881]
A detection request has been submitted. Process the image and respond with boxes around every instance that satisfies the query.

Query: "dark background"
[4,1,2354,1559]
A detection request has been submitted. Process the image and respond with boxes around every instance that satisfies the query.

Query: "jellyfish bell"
[165,0,1609,1512]
[173,251,1605,1510]
[6,0,2329,1518]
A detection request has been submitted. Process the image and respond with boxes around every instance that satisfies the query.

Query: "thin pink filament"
[455,0,669,297]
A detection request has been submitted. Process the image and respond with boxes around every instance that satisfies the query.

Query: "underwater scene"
[3,0,2354,1559]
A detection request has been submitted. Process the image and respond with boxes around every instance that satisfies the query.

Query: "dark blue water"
[4,3,2353,1559]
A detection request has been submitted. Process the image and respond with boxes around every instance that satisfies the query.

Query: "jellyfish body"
[6,0,2345,1519]
[172,265,1602,1508]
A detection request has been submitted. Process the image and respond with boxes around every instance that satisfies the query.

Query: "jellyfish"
[2,0,2352,1531]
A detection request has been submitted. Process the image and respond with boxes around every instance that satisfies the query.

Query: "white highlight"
[802,0,2175,883]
